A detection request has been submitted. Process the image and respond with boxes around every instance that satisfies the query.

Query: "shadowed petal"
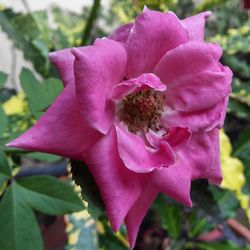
[85,127,142,231]
[7,85,101,160]
[154,41,232,112]
[109,23,134,43]
[127,8,188,77]
[72,38,127,134]
[125,184,159,249]
[115,125,175,173]
[208,128,222,185]
[182,11,211,41]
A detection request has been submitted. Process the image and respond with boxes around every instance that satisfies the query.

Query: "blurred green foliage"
[0,0,250,249]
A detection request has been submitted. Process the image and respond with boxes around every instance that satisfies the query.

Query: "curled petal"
[109,23,134,43]
[181,11,211,41]
[115,125,175,173]
[84,127,142,231]
[162,97,228,132]
[49,46,89,87]
[72,38,127,134]
[112,73,166,100]
[163,127,191,151]
[127,8,188,77]
[125,184,159,249]
[7,85,100,160]
[146,127,191,151]
[154,41,232,112]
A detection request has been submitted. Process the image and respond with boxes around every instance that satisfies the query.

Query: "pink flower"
[8,8,232,249]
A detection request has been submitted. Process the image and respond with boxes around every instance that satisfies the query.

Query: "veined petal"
[162,97,228,132]
[84,127,142,231]
[115,125,175,173]
[154,41,232,112]
[127,8,188,77]
[181,11,211,41]
[7,84,101,160]
[72,38,127,134]
[125,184,159,249]
[109,23,134,43]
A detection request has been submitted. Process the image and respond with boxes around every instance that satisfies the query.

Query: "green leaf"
[17,175,83,215]
[0,151,11,186]
[25,152,61,162]
[191,241,250,250]
[99,219,128,250]
[154,195,183,239]
[209,187,239,218]
[0,104,8,136]
[0,183,43,250]
[0,71,8,88]
[0,9,49,76]
[70,160,105,219]
[20,68,63,118]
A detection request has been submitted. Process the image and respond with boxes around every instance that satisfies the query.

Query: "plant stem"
[81,0,101,45]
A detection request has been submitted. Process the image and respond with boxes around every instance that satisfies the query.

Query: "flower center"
[119,89,164,133]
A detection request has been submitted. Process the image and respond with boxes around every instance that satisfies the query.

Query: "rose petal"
[85,127,142,231]
[163,127,191,151]
[72,38,127,134]
[115,125,175,173]
[181,11,211,41]
[162,97,228,132]
[49,46,89,87]
[127,8,188,77]
[7,84,101,160]
[125,184,159,249]
[112,73,166,100]
[152,163,192,206]
[154,41,232,112]
[109,23,134,43]
[208,128,222,185]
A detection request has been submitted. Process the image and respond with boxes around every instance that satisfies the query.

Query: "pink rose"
[8,8,232,249]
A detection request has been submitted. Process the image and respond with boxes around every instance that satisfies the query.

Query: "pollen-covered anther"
[119,89,165,133]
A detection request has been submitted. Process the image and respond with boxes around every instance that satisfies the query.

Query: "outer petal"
[84,127,142,231]
[151,163,192,207]
[181,130,222,185]
[162,97,228,132]
[154,41,232,112]
[109,23,134,43]
[72,38,127,134]
[127,8,188,77]
[125,184,159,249]
[49,47,89,87]
[115,125,175,173]
[7,84,101,160]
[181,11,211,41]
